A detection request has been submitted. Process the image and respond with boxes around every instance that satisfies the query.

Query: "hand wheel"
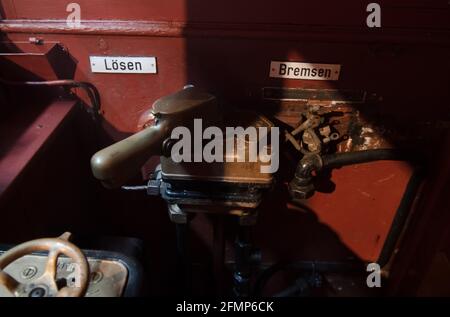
[0,232,89,297]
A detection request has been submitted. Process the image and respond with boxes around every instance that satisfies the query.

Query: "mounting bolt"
[29,287,47,297]
[28,37,43,45]
[21,266,38,280]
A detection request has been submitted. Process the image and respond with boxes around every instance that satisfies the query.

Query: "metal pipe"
[213,216,226,296]
[0,78,101,119]
[233,225,259,298]
[322,149,410,169]
[377,167,424,267]
[273,276,314,297]
[175,222,191,295]
[253,260,363,296]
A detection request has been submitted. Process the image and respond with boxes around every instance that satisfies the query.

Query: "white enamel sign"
[90,56,157,74]
[270,61,341,81]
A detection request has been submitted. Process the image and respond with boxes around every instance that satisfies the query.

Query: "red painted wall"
[1,0,449,265]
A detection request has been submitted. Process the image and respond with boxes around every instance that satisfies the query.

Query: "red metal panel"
[307,161,412,261]
[1,0,449,28]
[0,100,77,202]
[252,161,412,262]
[0,43,76,80]
[0,0,448,266]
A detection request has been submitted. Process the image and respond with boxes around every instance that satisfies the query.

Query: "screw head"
[21,266,38,280]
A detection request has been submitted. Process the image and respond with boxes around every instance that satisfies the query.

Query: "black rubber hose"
[322,149,412,169]
[289,149,422,200]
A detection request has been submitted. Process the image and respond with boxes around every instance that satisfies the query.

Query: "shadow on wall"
[181,0,447,289]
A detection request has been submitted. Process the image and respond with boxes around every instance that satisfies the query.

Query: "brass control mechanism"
[91,87,220,188]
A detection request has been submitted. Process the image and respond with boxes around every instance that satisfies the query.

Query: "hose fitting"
[289,149,412,200]
[289,154,322,200]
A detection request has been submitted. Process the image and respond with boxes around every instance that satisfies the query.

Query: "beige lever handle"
[90,87,220,189]
[91,120,170,189]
